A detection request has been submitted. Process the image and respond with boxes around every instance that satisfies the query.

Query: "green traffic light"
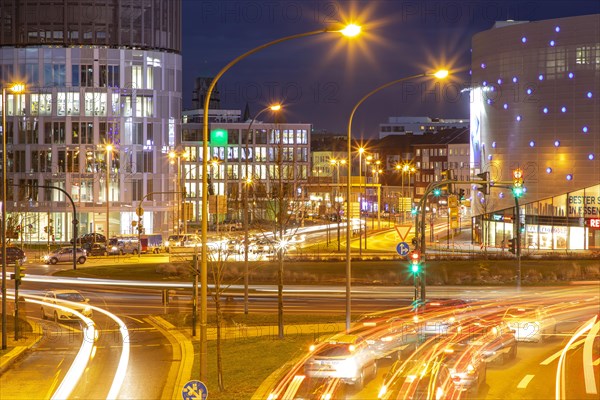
[433,188,441,197]
[411,208,418,216]
[411,263,420,273]
[512,187,524,198]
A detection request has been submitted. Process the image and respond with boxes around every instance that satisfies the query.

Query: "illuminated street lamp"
[2,82,25,350]
[200,24,361,378]
[345,70,449,330]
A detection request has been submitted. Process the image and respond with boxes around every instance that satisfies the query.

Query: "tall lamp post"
[2,82,25,350]
[200,24,361,380]
[330,158,346,251]
[357,147,365,256]
[345,70,449,331]
[105,143,113,245]
[168,149,190,234]
[243,104,281,314]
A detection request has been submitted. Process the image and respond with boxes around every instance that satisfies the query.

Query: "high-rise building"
[471,14,599,250]
[0,0,182,242]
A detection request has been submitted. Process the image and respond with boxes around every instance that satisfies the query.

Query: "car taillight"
[452,376,461,382]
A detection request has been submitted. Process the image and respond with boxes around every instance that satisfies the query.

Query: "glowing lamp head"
[433,69,449,79]
[106,144,114,153]
[358,147,365,154]
[340,24,361,37]
[270,104,282,111]
[10,83,26,93]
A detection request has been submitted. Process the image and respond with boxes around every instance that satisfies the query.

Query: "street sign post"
[396,242,410,256]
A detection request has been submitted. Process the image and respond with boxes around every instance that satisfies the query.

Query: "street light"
[200,24,361,380]
[330,158,346,251]
[345,70,449,330]
[357,146,365,256]
[2,82,25,350]
[243,104,281,314]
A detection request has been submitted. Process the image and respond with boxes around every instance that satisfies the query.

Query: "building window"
[100,65,120,88]
[132,65,143,89]
[146,66,153,89]
[44,64,66,87]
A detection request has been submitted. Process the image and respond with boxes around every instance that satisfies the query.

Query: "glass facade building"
[470,15,600,251]
[0,0,182,242]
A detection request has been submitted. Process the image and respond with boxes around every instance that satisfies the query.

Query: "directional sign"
[396,242,410,256]
[394,225,413,241]
[182,380,208,400]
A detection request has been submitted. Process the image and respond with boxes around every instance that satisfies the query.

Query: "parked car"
[70,233,106,244]
[108,236,140,255]
[40,289,92,322]
[87,243,108,256]
[164,234,200,251]
[304,333,378,389]
[220,220,242,231]
[43,247,87,265]
[1,247,27,265]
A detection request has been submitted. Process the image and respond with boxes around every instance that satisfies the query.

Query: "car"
[43,247,87,265]
[378,359,457,400]
[1,247,27,265]
[304,333,378,389]
[459,320,518,364]
[87,243,108,256]
[502,306,557,342]
[440,342,487,394]
[40,289,93,322]
[164,234,200,251]
[70,233,106,244]
[414,299,472,337]
[354,311,418,362]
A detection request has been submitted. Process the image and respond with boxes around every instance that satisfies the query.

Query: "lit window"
[132,65,143,89]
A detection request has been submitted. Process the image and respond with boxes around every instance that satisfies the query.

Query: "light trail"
[582,319,599,395]
[555,315,597,400]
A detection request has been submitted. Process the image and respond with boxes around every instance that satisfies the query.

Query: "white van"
[108,236,140,255]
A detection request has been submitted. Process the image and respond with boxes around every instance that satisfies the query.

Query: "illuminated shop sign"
[588,218,600,230]
[568,195,600,217]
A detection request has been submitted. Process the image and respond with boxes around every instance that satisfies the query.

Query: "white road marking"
[517,375,535,389]
[540,338,586,365]
[582,320,600,394]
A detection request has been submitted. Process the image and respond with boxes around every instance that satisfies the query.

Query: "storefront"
[474,184,600,251]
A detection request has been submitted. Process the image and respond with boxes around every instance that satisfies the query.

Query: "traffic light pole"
[515,196,522,289]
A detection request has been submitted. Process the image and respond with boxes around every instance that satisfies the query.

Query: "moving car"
[108,236,140,255]
[415,299,471,336]
[40,289,93,322]
[164,234,200,251]
[354,311,418,362]
[1,247,27,265]
[441,342,487,394]
[460,320,518,364]
[43,247,87,264]
[502,306,557,342]
[304,333,378,389]
[378,359,457,400]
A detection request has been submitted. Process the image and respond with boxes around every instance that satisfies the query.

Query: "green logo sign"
[210,129,228,146]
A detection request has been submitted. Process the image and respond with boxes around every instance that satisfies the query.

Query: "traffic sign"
[448,194,458,208]
[394,225,413,241]
[396,242,410,256]
[182,380,208,400]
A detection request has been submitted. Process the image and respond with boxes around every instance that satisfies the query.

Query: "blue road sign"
[182,380,208,400]
[396,242,410,256]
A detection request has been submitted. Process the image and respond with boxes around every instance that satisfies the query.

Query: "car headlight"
[378,385,387,398]
[467,364,475,374]
[165,241,170,247]
[84,306,91,313]
[111,246,118,251]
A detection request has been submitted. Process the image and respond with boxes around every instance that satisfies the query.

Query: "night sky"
[182,0,599,137]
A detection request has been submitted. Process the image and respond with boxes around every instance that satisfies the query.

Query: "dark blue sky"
[182,0,599,137]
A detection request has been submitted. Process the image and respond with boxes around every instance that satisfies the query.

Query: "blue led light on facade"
[503,103,508,110]
[555,26,560,32]
[546,167,552,174]
[516,115,522,121]
[490,86,495,92]
[549,40,555,46]
[521,37,527,43]
[481,63,486,69]
[497,78,503,85]
[487,99,492,105]
[589,154,595,160]
[543,107,548,114]
[529,141,535,147]
[538,74,544,80]
[566,174,573,181]
[561,106,567,112]
[492,141,497,148]
[526,88,532,95]
[499,192,505,199]
[554,140,560,147]
[512,76,518,83]
[568,72,574,79]
[587,92,592,98]
[483,81,487,86]
[583,126,589,133]
[488,155,493,160]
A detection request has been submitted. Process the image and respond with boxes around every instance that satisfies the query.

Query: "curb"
[251,361,296,400]
[146,316,194,400]
[0,319,43,375]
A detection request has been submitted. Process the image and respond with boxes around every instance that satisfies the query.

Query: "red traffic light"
[410,251,421,262]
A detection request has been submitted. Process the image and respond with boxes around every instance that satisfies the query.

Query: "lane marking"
[540,338,586,365]
[517,375,535,389]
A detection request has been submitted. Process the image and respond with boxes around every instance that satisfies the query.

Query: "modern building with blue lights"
[470,14,600,251]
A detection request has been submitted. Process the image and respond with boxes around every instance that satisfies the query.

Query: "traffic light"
[476,171,490,195]
[458,189,465,201]
[508,238,516,254]
[520,223,525,234]
[512,168,524,198]
[409,251,421,273]
[433,188,442,197]
[411,207,418,216]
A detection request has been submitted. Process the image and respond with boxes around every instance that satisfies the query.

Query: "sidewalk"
[0,319,43,375]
